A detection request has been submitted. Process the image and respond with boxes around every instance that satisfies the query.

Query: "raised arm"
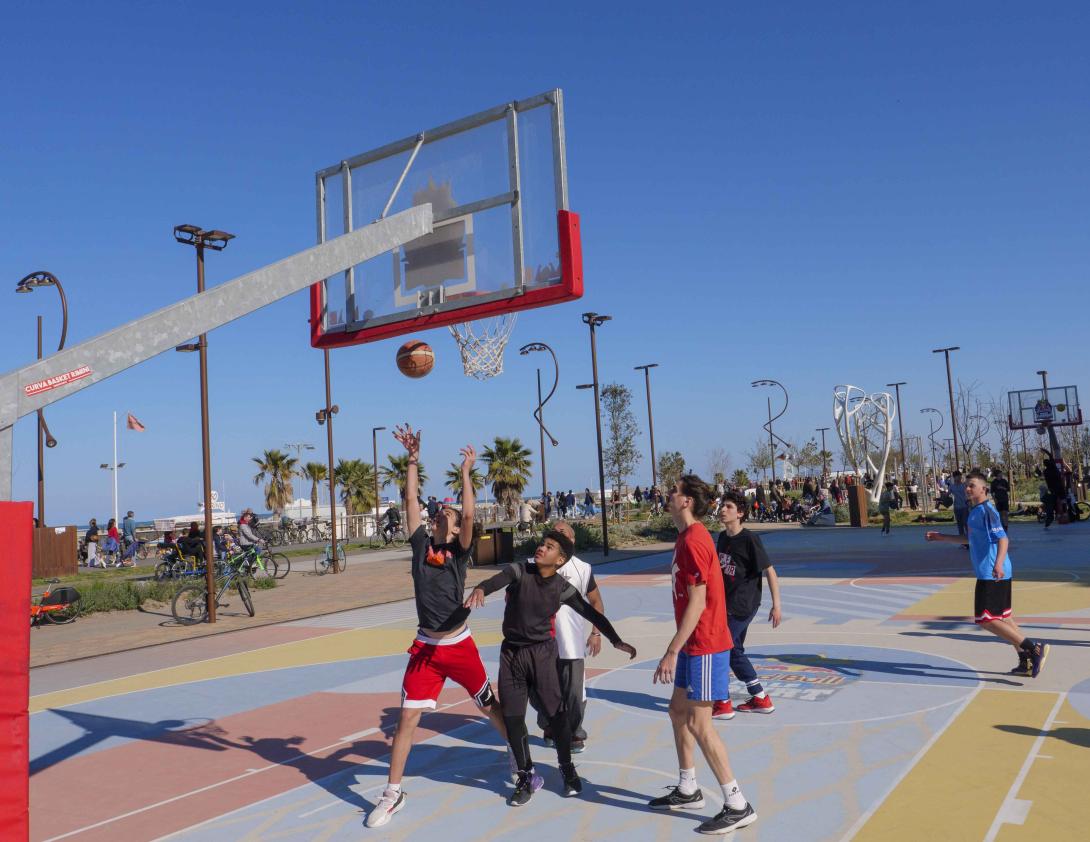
[464,563,520,608]
[393,424,422,535]
[458,444,476,552]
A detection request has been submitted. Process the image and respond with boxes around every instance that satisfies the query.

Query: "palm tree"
[482,437,532,519]
[300,461,327,520]
[334,459,376,538]
[380,454,427,503]
[444,462,485,503]
[253,449,298,516]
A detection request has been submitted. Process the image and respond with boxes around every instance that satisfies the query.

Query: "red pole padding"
[0,502,32,841]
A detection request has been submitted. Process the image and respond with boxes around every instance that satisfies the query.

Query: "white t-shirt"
[554,555,597,660]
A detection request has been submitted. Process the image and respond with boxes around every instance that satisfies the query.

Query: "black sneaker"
[561,762,582,797]
[570,738,585,754]
[1010,653,1032,677]
[508,770,543,807]
[542,733,555,748]
[1030,642,1050,678]
[648,786,705,811]
[697,802,758,835]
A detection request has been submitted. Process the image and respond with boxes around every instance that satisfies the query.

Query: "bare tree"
[989,391,1016,475]
[954,380,989,470]
[706,448,731,487]
[745,438,772,480]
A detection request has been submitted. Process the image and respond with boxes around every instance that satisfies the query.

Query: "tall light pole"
[372,425,386,539]
[284,442,315,459]
[635,364,659,489]
[99,456,125,528]
[581,312,611,555]
[751,379,789,482]
[315,352,340,572]
[174,225,234,621]
[921,408,943,482]
[886,382,908,491]
[932,346,961,473]
[16,271,67,526]
[816,427,830,480]
[519,343,559,501]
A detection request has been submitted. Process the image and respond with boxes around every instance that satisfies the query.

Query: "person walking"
[925,470,1049,678]
[949,471,969,535]
[84,518,100,567]
[990,468,1011,531]
[646,474,758,835]
[122,510,137,550]
[879,482,894,535]
[712,490,782,719]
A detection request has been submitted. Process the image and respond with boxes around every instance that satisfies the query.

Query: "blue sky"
[3,1,1089,523]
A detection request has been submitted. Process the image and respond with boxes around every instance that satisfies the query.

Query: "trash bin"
[473,524,514,565]
[847,485,869,528]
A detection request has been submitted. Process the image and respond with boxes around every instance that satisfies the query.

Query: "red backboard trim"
[310,210,582,349]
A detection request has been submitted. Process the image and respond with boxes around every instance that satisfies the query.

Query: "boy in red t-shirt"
[648,474,758,835]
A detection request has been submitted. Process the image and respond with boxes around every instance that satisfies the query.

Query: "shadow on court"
[766,653,1023,686]
[994,724,1090,748]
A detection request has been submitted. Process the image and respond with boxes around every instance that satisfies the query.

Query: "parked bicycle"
[31,579,82,626]
[314,542,347,575]
[171,553,256,625]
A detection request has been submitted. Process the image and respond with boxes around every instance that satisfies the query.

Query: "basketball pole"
[582,313,611,557]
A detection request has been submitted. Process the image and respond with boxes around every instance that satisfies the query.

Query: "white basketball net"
[448,314,517,380]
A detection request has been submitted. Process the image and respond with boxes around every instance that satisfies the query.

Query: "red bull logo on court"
[744,656,859,702]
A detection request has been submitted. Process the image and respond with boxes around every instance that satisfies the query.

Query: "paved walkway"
[28,522,1090,840]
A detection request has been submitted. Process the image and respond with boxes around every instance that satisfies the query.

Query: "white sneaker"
[365,787,405,828]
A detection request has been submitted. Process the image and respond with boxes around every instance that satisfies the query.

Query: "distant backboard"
[310,89,581,349]
[1008,385,1082,430]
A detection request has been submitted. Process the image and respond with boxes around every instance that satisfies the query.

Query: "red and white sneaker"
[737,695,775,714]
[712,700,736,720]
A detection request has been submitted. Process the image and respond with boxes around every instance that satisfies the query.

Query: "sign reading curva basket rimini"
[23,365,92,397]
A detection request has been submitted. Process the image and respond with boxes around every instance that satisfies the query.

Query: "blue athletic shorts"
[675,650,731,701]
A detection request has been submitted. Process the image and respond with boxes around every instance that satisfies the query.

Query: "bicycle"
[369,524,407,549]
[234,544,280,580]
[314,542,347,575]
[514,520,536,541]
[172,553,256,624]
[31,579,82,626]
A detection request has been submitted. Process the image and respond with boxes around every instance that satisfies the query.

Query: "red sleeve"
[675,534,704,588]
[690,534,717,585]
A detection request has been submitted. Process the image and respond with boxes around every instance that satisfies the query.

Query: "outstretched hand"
[614,641,637,660]
[464,587,486,609]
[460,444,476,472]
[393,424,421,459]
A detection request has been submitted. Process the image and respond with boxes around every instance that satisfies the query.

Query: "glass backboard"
[1008,385,1082,429]
[310,89,581,349]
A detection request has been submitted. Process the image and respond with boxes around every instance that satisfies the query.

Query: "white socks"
[385,782,402,795]
[722,779,746,810]
[678,767,698,795]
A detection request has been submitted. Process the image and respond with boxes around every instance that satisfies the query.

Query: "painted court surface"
[30,525,1090,841]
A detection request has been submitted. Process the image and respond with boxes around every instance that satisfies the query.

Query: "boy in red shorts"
[366,425,508,829]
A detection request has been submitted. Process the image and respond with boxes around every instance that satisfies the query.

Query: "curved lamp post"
[752,379,789,482]
[16,271,68,525]
[519,342,559,501]
[920,407,943,479]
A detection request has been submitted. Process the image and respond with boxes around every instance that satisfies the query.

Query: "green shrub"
[75,576,275,616]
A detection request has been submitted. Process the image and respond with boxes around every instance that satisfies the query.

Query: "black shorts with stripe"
[974,579,1012,624]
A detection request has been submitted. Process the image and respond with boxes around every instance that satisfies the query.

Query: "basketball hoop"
[449,314,516,380]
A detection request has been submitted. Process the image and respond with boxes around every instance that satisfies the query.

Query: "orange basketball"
[396,340,435,378]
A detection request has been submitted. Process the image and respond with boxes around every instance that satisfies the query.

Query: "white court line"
[839,685,982,841]
[786,592,898,612]
[47,695,478,842]
[982,691,1067,842]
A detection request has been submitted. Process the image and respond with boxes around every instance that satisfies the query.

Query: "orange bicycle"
[31,579,82,626]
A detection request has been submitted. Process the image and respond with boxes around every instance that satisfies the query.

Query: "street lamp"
[284,442,315,459]
[816,427,830,480]
[920,408,943,480]
[372,425,386,541]
[751,379,789,482]
[16,271,68,526]
[886,382,909,492]
[315,369,340,573]
[519,343,560,500]
[99,461,126,530]
[932,346,961,472]
[634,364,659,490]
[581,313,611,556]
[174,224,234,621]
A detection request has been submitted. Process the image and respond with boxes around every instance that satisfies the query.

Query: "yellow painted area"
[996,697,1090,840]
[902,578,1090,616]
[31,624,503,713]
[854,689,1057,842]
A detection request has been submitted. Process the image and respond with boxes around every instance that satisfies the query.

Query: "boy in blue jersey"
[926,470,1049,678]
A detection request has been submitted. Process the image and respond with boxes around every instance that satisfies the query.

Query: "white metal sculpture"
[833,385,896,503]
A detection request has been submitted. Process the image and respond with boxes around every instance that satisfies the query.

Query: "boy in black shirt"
[712,491,782,719]
[466,530,636,805]
[367,426,508,829]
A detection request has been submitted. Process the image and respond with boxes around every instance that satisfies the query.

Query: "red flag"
[126,413,145,432]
